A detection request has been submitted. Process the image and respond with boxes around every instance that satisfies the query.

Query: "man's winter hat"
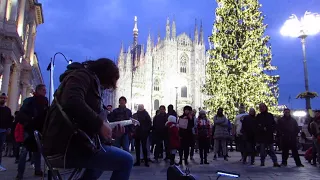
[199,110,206,115]
[0,93,7,97]
[183,105,192,111]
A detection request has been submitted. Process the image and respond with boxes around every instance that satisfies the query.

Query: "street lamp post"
[46,52,72,104]
[175,86,178,113]
[280,11,320,111]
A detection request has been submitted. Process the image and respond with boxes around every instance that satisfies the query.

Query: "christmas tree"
[204,0,279,121]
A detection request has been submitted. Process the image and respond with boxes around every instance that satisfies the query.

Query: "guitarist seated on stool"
[42,58,133,180]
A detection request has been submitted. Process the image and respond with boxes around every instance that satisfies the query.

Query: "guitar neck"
[109,120,134,128]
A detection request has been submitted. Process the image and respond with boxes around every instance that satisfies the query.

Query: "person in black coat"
[178,105,195,165]
[167,104,177,118]
[15,84,48,179]
[277,108,304,167]
[132,104,152,167]
[0,93,13,171]
[256,103,280,167]
[153,105,168,161]
[241,108,257,165]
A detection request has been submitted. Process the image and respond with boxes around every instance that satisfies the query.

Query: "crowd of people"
[0,58,319,180]
[106,98,320,169]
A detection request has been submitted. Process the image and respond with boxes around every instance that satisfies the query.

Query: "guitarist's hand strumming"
[113,125,125,138]
[100,122,113,141]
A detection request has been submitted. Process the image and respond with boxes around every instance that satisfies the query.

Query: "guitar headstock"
[130,118,140,126]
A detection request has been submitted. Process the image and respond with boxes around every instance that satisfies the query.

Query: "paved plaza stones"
[1,152,319,180]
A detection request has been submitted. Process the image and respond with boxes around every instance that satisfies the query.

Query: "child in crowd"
[196,110,211,164]
[166,115,180,165]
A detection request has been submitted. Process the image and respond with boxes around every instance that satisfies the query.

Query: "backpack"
[198,125,208,138]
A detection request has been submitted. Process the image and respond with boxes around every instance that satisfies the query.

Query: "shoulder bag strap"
[54,98,78,133]
[54,97,100,149]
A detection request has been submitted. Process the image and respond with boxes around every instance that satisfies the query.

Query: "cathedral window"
[181,86,187,98]
[180,55,188,73]
[154,99,160,110]
[154,79,160,91]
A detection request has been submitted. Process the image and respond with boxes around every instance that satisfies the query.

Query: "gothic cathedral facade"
[114,16,207,116]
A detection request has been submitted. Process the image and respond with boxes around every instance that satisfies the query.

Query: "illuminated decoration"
[280,12,320,38]
[204,0,279,121]
[216,170,240,179]
[292,110,307,117]
[277,105,288,112]
[280,11,320,112]
[18,94,22,105]
[30,55,34,66]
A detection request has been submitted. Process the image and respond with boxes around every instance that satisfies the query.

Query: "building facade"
[114,16,207,116]
[0,0,44,113]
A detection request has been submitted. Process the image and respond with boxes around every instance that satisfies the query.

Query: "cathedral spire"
[120,41,124,54]
[157,28,161,43]
[126,46,132,70]
[171,16,176,40]
[200,20,204,45]
[147,30,152,52]
[133,16,139,47]
[118,42,125,70]
[194,19,198,44]
[166,17,170,40]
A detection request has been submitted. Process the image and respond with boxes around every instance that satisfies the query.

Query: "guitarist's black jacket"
[42,63,104,156]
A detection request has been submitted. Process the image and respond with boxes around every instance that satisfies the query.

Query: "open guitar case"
[167,165,197,180]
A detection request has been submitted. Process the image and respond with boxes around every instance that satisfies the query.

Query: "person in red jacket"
[165,115,180,165]
[14,123,24,144]
[195,110,211,164]
[14,122,24,163]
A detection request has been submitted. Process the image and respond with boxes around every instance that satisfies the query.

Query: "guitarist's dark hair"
[83,58,120,89]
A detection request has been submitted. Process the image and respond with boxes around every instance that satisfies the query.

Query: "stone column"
[0,0,8,22]
[8,64,20,113]
[0,56,12,95]
[20,62,31,101]
[17,0,27,37]
[8,0,18,22]
[21,84,27,101]
[25,21,35,62]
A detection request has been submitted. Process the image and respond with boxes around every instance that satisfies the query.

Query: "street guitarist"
[42,58,133,180]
